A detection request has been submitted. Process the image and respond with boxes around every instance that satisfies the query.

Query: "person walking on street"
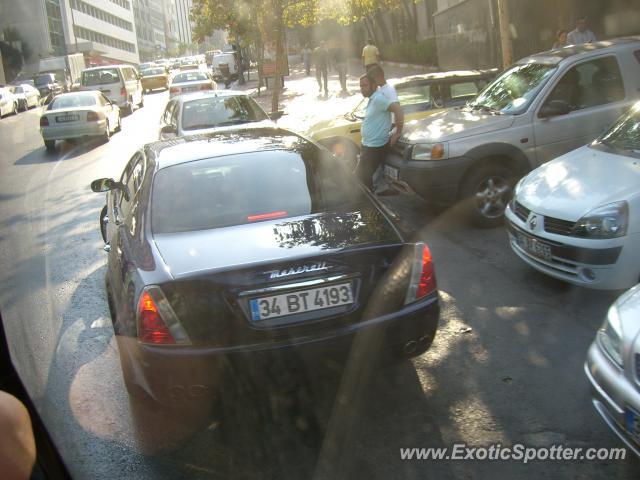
[552,29,568,49]
[362,39,380,71]
[567,16,597,45]
[334,48,348,95]
[356,73,404,191]
[301,44,312,76]
[313,41,329,96]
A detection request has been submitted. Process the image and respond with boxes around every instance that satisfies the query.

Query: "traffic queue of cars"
[28,36,640,455]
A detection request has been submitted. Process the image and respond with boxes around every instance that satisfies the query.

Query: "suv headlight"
[411,142,449,161]
[598,304,623,366]
[572,201,628,239]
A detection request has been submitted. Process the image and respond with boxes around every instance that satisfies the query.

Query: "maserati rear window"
[151,149,364,234]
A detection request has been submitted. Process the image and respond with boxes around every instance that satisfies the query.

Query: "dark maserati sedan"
[91,128,440,411]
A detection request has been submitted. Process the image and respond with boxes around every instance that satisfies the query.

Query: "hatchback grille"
[514,201,530,222]
[544,216,575,236]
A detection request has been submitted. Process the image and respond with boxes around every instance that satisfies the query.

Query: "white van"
[79,65,143,114]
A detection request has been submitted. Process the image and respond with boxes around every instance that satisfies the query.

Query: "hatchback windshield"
[142,68,165,76]
[468,63,557,114]
[599,103,640,153]
[152,149,363,234]
[81,69,120,86]
[173,72,207,82]
[181,96,268,130]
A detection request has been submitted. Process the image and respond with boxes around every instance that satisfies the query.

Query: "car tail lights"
[247,211,288,222]
[170,87,179,94]
[137,286,191,345]
[120,87,126,97]
[404,243,437,304]
[86,111,99,122]
[200,84,212,90]
[39,116,49,127]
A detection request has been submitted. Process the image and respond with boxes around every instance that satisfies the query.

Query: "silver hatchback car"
[585,284,640,456]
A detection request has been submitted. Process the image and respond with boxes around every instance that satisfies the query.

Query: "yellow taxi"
[140,66,169,93]
[307,69,497,168]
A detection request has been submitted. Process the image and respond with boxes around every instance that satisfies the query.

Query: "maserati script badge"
[266,261,330,280]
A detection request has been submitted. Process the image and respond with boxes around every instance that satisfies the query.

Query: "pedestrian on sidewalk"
[301,44,312,76]
[362,39,380,71]
[334,48,348,95]
[567,16,597,45]
[313,41,329,96]
[356,72,404,191]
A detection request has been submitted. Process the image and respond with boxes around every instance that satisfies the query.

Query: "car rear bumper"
[123,294,440,408]
[585,341,640,457]
[41,121,106,140]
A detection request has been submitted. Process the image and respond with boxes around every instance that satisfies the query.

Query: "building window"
[72,0,134,31]
[74,26,137,53]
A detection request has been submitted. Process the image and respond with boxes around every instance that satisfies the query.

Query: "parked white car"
[40,91,121,153]
[0,87,18,117]
[10,84,40,111]
[585,283,640,457]
[506,101,640,290]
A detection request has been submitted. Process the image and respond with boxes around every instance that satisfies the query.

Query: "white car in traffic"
[169,70,216,98]
[0,87,18,117]
[10,84,40,111]
[40,91,121,153]
[506,101,640,290]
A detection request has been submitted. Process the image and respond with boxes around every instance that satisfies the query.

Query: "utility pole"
[496,0,512,68]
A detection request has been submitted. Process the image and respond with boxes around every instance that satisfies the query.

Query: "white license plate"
[384,164,399,180]
[626,408,640,442]
[249,282,354,321]
[56,114,79,123]
[182,86,198,92]
[516,231,552,261]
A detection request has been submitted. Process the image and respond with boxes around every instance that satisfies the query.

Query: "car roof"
[174,90,251,103]
[146,128,310,170]
[392,69,498,85]
[52,91,100,98]
[518,36,640,65]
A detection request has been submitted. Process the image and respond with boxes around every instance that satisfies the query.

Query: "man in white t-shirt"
[567,16,597,45]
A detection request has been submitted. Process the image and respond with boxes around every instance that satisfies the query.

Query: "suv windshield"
[152,149,363,234]
[468,63,557,114]
[81,69,120,86]
[599,103,640,153]
[181,96,268,130]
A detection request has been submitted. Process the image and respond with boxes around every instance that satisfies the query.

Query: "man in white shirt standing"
[567,16,597,45]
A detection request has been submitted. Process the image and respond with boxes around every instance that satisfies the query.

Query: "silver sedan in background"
[169,70,216,98]
[158,91,279,140]
[39,91,121,153]
[585,284,640,457]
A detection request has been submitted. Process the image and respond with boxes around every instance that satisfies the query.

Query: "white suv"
[384,37,640,227]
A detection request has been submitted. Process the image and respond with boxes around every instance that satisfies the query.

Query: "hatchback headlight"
[598,304,623,366]
[572,201,628,239]
[411,142,449,161]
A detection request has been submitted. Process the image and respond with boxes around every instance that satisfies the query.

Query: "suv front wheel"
[460,163,515,228]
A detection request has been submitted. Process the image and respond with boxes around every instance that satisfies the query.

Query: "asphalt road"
[0,82,639,479]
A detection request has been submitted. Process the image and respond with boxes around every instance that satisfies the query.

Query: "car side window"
[397,84,433,113]
[542,56,625,113]
[448,81,481,106]
[119,152,145,220]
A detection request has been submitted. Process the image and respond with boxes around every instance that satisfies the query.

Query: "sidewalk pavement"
[228,58,429,133]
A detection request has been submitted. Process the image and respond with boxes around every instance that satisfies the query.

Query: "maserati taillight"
[137,287,191,345]
[404,243,437,304]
